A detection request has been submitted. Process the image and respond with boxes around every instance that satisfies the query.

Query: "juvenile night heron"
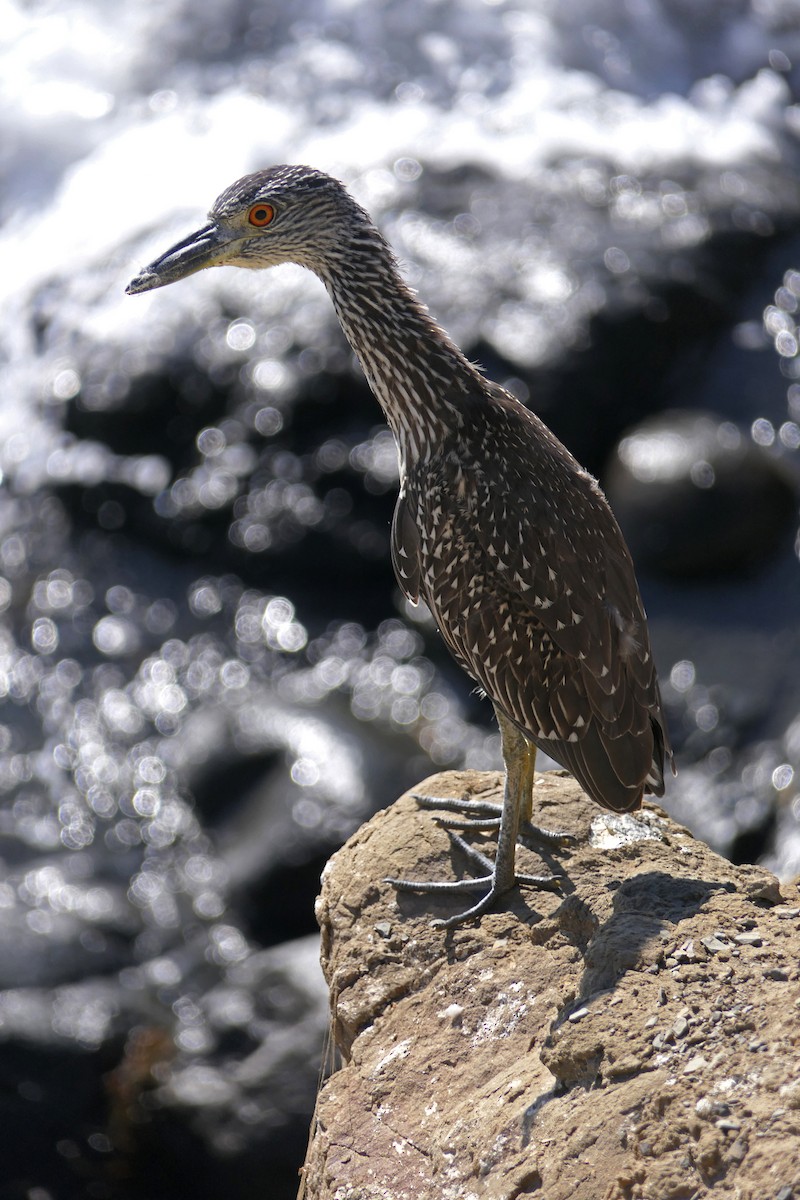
[127,164,673,927]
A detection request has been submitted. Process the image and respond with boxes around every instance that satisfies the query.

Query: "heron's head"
[126,164,369,294]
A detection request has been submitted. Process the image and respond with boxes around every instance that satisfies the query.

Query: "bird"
[127,164,673,928]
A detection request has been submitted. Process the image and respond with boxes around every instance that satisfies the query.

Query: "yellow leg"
[498,707,536,825]
[491,708,535,891]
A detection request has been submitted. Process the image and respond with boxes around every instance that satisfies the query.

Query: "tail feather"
[535,714,668,813]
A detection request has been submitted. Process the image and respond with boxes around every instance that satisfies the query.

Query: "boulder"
[301,769,800,1200]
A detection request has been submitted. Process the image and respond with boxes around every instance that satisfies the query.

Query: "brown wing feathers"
[397,385,671,813]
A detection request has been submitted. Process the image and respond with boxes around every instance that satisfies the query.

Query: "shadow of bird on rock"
[563,870,733,1000]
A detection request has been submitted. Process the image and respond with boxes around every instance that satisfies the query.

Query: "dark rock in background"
[606,408,798,577]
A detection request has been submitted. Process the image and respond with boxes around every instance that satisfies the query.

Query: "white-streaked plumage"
[127,164,674,925]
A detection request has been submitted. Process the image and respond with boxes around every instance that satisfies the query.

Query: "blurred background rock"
[1,1,800,1196]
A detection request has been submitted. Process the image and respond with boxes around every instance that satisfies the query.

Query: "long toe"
[385,873,517,927]
[411,793,504,818]
[520,819,577,848]
[515,869,563,892]
[384,872,494,896]
[412,793,573,847]
[430,885,512,929]
[435,814,502,830]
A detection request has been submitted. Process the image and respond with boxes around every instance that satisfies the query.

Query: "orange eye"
[248,203,275,227]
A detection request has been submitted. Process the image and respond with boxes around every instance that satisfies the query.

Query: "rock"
[301,769,800,1200]
[0,933,328,1200]
[605,409,797,578]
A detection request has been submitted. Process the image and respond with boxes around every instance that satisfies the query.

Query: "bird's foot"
[386,833,561,929]
[411,792,576,848]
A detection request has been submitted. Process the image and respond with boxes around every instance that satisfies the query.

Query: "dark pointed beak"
[126,221,233,294]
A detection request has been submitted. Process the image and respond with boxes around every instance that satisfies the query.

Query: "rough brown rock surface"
[300,770,800,1200]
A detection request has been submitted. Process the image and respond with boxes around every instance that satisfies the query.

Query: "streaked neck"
[316,228,477,468]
